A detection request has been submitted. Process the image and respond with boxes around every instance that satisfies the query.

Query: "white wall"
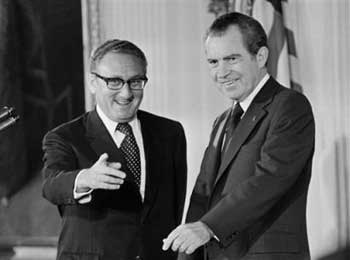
[82,1,350,258]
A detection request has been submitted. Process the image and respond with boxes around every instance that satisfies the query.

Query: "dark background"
[0,0,84,241]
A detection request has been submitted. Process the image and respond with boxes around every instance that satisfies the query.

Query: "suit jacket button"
[135,256,142,260]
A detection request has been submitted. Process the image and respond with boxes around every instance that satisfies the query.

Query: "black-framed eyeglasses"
[92,72,148,90]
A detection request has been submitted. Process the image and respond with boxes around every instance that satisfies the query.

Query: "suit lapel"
[138,111,162,221]
[85,110,127,172]
[202,110,231,193]
[214,78,278,186]
[85,110,143,210]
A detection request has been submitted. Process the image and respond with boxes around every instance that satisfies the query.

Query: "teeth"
[220,79,237,84]
[223,79,238,85]
[116,100,130,105]
[221,81,233,85]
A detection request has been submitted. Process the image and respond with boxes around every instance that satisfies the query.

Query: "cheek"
[134,92,143,101]
[99,92,116,106]
[209,69,218,81]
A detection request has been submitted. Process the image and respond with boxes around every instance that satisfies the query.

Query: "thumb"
[96,153,109,165]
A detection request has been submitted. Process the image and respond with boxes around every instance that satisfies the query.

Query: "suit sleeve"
[200,92,315,244]
[42,130,80,206]
[174,122,187,224]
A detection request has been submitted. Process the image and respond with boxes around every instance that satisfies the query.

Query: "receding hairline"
[89,39,148,72]
[204,24,240,42]
[203,12,268,56]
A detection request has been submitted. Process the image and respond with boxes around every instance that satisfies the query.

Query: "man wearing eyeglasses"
[42,39,187,260]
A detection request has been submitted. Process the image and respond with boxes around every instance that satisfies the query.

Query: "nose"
[118,83,133,99]
[216,61,231,79]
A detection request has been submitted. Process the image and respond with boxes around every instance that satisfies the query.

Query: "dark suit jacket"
[184,77,315,260]
[42,109,187,260]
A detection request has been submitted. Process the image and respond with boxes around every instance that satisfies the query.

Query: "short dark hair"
[205,12,267,55]
[90,39,148,72]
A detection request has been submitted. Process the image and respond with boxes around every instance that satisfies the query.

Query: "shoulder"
[264,77,309,105]
[44,112,90,142]
[265,82,315,131]
[254,77,313,117]
[138,110,185,136]
[273,86,313,114]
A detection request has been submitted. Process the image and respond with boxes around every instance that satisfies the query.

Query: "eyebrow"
[94,73,146,80]
[110,75,146,81]
[223,54,242,60]
[207,53,242,62]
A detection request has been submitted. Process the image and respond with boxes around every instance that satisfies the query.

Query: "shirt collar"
[238,73,270,112]
[96,105,139,136]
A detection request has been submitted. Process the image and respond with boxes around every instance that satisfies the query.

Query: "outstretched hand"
[76,153,126,192]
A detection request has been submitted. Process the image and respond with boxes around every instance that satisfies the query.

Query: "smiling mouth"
[115,99,133,106]
[219,79,238,88]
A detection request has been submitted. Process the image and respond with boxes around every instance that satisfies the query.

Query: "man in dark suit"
[42,39,187,260]
[163,12,315,260]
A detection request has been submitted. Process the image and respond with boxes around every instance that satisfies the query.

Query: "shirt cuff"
[73,169,93,204]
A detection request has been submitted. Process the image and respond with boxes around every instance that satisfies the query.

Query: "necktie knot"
[231,103,244,124]
[116,122,133,136]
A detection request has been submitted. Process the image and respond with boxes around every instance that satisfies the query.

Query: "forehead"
[96,52,146,76]
[205,26,248,58]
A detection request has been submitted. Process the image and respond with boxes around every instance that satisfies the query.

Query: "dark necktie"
[116,123,141,187]
[222,102,244,153]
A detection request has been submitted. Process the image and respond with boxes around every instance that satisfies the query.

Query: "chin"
[118,113,138,122]
[221,89,236,98]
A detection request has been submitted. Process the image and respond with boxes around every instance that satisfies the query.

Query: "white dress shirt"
[74,105,146,203]
[238,73,269,114]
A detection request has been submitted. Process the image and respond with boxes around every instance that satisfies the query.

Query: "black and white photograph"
[0,0,349,259]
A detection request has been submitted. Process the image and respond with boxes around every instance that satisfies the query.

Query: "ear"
[88,73,97,94]
[256,46,269,68]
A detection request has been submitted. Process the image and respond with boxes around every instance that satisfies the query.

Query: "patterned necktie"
[222,102,244,153]
[116,123,141,187]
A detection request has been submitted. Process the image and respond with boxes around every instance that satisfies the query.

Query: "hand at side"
[162,221,213,254]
